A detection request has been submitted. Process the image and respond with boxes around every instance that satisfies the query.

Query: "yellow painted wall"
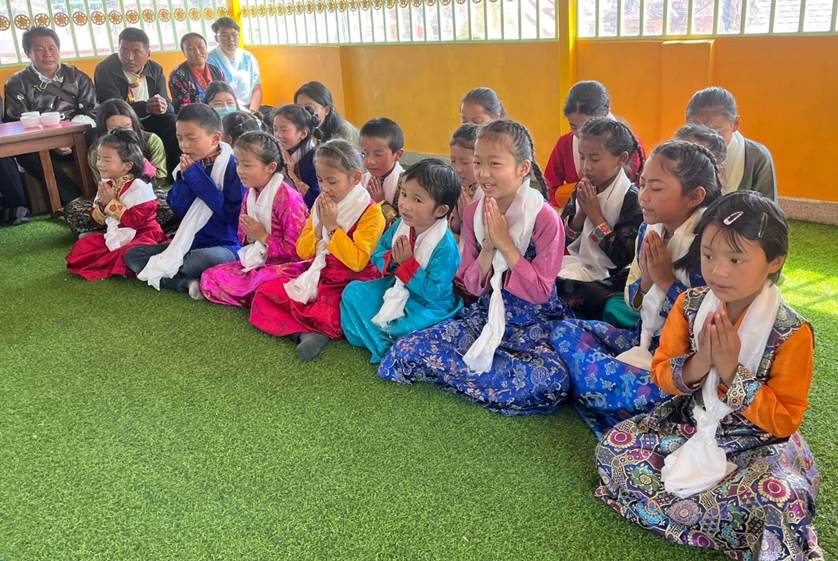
[1,31,835,201]
[338,42,563,165]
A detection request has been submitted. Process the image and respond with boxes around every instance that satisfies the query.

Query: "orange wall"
[576,36,838,201]
[337,42,563,166]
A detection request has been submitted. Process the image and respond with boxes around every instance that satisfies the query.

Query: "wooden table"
[0,120,94,214]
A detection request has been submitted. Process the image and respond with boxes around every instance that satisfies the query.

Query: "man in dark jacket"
[3,27,96,206]
[94,27,180,174]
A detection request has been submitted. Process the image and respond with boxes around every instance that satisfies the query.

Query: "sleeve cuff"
[722,364,761,411]
[590,222,613,243]
[394,256,420,284]
[669,353,701,394]
[381,250,394,272]
[105,199,127,220]
[91,204,107,224]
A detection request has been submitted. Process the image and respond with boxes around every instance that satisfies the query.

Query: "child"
[124,103,245,295]
[294,81,360,145]
[595,191,821,560]
[249,139,385,361]
[544,81,645,207]
[674,123,727,184]
[203,81,240,119]
[273,104,320,209]
[340,159,463,363]
[222,110,263,145]
[460,87,506,125]
[199,131,308,306]
[360,117,405,227]
[550,140,721,437]
[557,117,644,320]
[64,98,170,237]
[66,129,166,280]
[448,123,481,239]
[377,120,568,415]
[686,86,777,201]
[604,124,728,329]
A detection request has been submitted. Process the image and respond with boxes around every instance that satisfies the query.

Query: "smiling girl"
[550,140,721,436]
[249,139,385,361]
[378,120,569,415]
[340,159,463,363]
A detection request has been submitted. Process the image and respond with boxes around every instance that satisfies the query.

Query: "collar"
[200,147,222,167]
[30,65,63,84]
[105,174,134,195]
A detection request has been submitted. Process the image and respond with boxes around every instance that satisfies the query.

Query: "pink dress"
[199,180,308,307]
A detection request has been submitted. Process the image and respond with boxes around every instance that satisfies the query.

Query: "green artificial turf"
[0,218,835,561]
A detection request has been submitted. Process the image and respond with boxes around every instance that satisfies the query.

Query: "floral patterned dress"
[595,288,822,561]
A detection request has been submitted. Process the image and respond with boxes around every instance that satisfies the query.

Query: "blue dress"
[340,219,463,363]
[377,240,570,415]
[550,223,706,438]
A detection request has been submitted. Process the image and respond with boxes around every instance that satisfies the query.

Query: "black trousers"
[141,112,181,178]
[16,151,80,206]
[0,156,27,209]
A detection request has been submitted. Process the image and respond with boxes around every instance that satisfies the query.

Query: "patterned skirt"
[551,318,667,438]
[63,189,178,236]
[377,289,570,415]
[595,400,822,561]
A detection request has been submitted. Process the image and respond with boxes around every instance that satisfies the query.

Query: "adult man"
[4,27,96,206]
[94,27,180,174]
[206,17,263,111]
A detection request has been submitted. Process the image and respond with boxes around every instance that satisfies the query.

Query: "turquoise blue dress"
[340,218,463,363]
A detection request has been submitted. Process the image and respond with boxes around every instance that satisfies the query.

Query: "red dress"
[249,204,385,339]
[545,130,646,207]
[66,177,166,281]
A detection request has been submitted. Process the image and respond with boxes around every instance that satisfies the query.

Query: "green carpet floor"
[1,218,835,560]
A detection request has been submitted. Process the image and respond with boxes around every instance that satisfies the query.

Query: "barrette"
[722,211,744,226]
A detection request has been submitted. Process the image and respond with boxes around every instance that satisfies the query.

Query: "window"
[0,0,228,65]
[578,0,838,37]
[238,0,557,45]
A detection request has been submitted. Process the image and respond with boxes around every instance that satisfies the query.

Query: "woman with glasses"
[207,17,263,112]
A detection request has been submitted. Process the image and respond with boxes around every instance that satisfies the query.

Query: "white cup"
[21,111,40,118]
[40,112,64,127]
[21,114,42,129]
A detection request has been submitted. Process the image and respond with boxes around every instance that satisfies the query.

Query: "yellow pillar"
[557,0,577,135]
[229,0,243,46]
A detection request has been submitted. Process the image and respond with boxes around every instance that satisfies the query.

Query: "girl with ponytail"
[198,131,309,307]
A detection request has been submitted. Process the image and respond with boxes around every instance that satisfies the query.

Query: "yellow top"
[296,203,386,273]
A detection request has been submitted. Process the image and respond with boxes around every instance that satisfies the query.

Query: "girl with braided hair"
[550,140,721,437]
[378,119,570,415]
[544,81,646,207]
[557,117,645,319]
[198,131,308,306]
[249,139,385,362]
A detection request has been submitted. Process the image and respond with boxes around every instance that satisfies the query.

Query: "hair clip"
[722,211,744,226]
[757,212,768,239]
